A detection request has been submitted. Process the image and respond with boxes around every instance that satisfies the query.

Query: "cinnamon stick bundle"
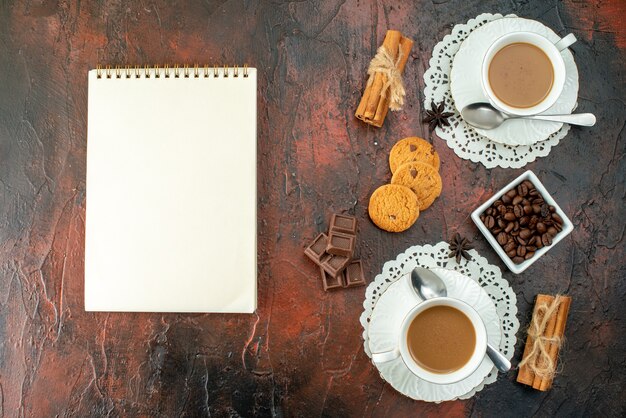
[355,30,414,127]
[517,294,571,391]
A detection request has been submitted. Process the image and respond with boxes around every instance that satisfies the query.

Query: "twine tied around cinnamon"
[366,45,406,111]
[518,295,566,378]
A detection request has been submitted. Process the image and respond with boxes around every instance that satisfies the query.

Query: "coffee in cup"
[481,32,576,116]
[488,42,554,109]
[406,305,476,374]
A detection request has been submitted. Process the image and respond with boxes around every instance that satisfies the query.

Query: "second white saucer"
[368,268,501,402]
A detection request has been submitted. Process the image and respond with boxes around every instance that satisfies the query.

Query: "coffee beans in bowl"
[471,171,573,274]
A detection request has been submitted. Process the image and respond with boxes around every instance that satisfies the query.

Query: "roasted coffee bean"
[498,205,507,216]
[505,222,514,233]
[519,216,529,226]
[522,198,530,205]
[504,212,516,221]
[552,213,563,225]
[493,200,503,207]
[507,249,517,258]
[519,228,532,240]
[523,205,533,215]
[512,256,525,264]
[536,222,547,234]
[541,233,553,246]
[504,241,516,252]
[529,188,539,197]
[529,216,539,229]
[497,218,506,228]
[492,228,502,234]
[532,204,542,214]
[484,215,495,229]
[554,222,563,232]
[513,221,520,231]
[527,245,537,252]
[523,180,534,189]
[480,214,485,222]
[511,229,519,237]
[547,226,558,236]
[486,207,494,216]
[512,195,523,205]
[536,239,544,249]
[549,205,556,213]
[502,194,512,204]
[525,251,535,260]
[517,183,529,197]
[517,246,527,257]
[516,237,527,246]
[497,232,508,245]
[541,204,550,217]
[533,197,545,205]
[506,189,517,199]
[514,204,524,218]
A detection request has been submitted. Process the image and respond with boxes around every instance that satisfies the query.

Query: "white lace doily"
[360,242,519,400]
[423,13,571,169]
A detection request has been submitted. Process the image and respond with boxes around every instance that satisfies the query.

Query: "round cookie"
[391,161,442,211]
[389,137,440,174]
[368,184,420,233]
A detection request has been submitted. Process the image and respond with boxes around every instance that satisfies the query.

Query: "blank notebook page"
[85,67,257,313]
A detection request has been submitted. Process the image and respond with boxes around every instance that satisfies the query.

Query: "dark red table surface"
[0,1,624,417]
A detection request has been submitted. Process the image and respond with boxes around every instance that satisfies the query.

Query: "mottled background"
[0,0,624,417]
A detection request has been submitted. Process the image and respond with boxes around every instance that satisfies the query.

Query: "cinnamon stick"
[517,294,571,391]
[517,295,552,386]
[539,296,571,390]
[371,35,413,126]
[363,30,401,120]
[355,30,413,127]
[531,296,559,389]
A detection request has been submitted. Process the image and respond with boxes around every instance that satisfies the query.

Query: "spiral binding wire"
[96,64,249,79]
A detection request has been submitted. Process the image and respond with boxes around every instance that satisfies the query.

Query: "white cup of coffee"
[371,297,487,385]
[481,32,576,116]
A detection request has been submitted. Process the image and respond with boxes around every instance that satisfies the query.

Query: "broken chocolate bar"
[326,231,356,257]
[320,253,350,278]
[320,266,343,291]
[329,214,357,235]
[304,233,328,264]
[344,260,366,288]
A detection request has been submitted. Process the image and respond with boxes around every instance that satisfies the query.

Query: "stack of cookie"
[368,137,442,232]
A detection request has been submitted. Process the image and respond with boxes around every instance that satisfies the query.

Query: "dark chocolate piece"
[320,253,350,278]
[326,231,356,257]
[329,214,357,235]
[344,260,366,288]
[320,266,343,291]
[304,233,328,265]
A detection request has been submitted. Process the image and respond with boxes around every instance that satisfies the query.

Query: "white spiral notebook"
[85,65,257,313]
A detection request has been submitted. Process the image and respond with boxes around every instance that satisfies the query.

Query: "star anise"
[422,101,454,133]
[448,233,474,264]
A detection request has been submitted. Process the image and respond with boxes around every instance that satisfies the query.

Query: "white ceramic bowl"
[471,171,573,274]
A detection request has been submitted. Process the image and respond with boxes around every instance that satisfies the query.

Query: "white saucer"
[368,268,501,402]
[450,17,579,146]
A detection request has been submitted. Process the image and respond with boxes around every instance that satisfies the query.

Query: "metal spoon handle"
[514,113,596,126]
[486,343,511,372]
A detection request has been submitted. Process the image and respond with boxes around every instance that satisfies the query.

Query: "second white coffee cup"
[371,296,487,385]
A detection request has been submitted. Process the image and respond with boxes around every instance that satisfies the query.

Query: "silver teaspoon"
[410,267,511,372]
[461,102,596,130]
